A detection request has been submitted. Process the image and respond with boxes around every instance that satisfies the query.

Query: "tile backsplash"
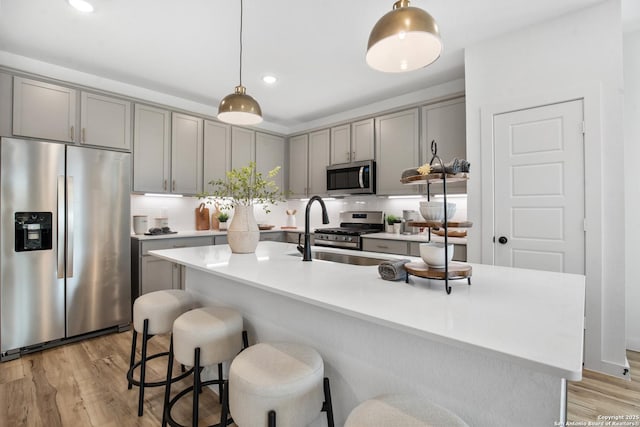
[130,194,467,233]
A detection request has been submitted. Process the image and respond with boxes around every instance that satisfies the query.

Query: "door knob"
[498,236,508,244]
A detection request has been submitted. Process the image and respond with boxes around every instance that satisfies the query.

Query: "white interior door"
[493,100,585,274]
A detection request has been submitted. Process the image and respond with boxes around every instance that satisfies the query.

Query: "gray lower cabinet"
[131,236,214,300]
[260,232,285,242]
[362,239,409,255]
[363,237,467,261]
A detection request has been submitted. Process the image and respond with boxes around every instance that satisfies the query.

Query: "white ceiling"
[0,0,635,133]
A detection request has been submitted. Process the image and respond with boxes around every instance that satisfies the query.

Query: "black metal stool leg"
[192,347,201,427]
[128,329,137,389]
[322,377,335,427]
[220,378,230,426]
[138,319,149,417]
[162,336,175,427]
[217,363,224,403]
[268,410,276,427]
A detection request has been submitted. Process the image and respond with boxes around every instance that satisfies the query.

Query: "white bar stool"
[344,394,469,426]
[127,289,195,417]
[225,342,335,427]
[163,306,248,427]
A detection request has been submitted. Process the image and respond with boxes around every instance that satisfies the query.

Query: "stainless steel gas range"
[314,211,384,250]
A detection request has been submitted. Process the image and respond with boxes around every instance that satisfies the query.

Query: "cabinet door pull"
[163,179,167,191]
[377,245,389,249]
[172,180,176,192]
[82,128,86,142]
[173,244,186,248]
[70,126,74,141]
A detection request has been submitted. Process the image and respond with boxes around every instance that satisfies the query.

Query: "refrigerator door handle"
[57,176,65,279]
[67,176,74,278]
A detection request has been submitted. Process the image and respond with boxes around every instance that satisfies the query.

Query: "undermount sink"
[290,250,391,266]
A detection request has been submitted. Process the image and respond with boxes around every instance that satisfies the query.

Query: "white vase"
[227,204,260,253]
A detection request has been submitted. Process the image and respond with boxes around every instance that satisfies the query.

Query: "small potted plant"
[386,214,401,233]
[217,212,230,231]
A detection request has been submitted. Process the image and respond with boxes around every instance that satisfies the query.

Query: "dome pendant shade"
[218,85,263,125]
[366,0,442,73]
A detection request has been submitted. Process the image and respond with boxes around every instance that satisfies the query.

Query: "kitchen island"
[150,241,585,427]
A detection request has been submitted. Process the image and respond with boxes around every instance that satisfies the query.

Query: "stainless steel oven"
[314,211,384,250]
[326,160,375,195]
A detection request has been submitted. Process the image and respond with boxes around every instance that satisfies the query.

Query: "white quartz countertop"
[131,228,297,241]
[149,241,585,380]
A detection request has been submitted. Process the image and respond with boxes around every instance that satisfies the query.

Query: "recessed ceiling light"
[262,75,277,85]
[68,0,94,13]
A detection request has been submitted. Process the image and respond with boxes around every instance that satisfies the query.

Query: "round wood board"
[404,261,472,280]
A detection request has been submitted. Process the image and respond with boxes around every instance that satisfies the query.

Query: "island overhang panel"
[149,241,585,427]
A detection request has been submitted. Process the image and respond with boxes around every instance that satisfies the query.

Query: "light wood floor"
[0,330,638,426]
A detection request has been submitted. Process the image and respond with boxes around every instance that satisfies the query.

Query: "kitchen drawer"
[362,239,409,255]
[214,235,228,245]
[141,236,213,255]
[260,231,284,242]
[409,242,467,261]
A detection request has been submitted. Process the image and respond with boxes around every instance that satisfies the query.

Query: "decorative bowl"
[419,201,456,222]
[419,242,454,268]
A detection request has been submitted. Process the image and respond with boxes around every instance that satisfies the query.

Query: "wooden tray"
[404,261,472,280]
[408,221,473,228]
[258,224,275,230]
[401,173,469,185]
[432,228,467,237]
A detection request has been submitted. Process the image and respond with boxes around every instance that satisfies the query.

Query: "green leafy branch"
[198,162,287,213]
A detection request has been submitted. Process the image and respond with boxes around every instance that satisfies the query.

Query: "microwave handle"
[359,166,365,188]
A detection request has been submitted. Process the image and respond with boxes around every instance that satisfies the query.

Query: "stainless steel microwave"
[326,160,376,195]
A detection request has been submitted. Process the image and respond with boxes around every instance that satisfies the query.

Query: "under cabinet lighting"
[68,0,94,13]
[299,197,337,202]
[144,193,184,198]
[387,195,422,199]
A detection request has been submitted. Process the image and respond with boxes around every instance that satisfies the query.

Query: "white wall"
[624,29,640,351]
[465,0,628,376]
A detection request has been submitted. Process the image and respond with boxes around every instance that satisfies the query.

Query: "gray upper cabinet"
[351,118,375,162]
[80,91,131,151]
[0,72,11,137]
[12,76,77,143]
[421,97,466,194]
[203,120,231,191]
[330,119,375,165]
[308,129,330,196]
[133,104,171,193]
[288,134,308,198]
[256,132,286,193]
[231,126,255,170]
[12,77,131,150]
[330,124,351,165]
[171,112,203,195]
[375,108,420,195]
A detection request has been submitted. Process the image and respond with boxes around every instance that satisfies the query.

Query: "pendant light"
[218,0,263,125]
[366,0,442,73]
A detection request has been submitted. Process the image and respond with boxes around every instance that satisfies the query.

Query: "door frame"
[479,82,612,374]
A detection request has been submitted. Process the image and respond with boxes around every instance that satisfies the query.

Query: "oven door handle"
[359,166,365,188]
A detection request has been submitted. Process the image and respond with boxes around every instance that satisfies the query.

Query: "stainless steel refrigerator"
[0,137,131,361]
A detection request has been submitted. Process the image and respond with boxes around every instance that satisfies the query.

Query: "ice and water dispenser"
[14,212,53,252]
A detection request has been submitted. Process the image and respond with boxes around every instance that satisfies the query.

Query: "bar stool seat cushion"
[229,342,324,427]
[172,306,243,367]
[133,289,194,335]
[344,394,468,427]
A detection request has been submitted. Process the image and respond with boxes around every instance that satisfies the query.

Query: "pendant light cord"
[239,0,243,87]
